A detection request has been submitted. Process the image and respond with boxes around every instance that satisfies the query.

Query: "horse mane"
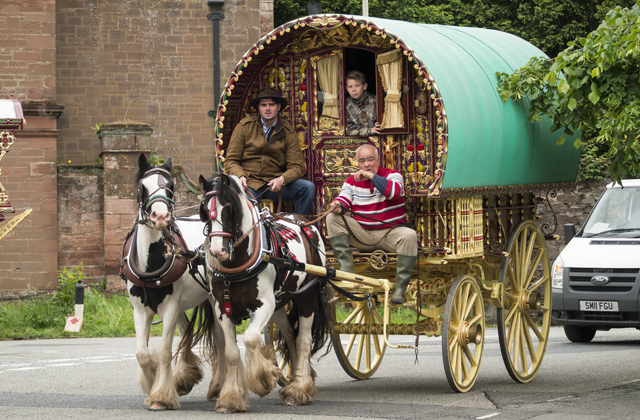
[207,173,245,232]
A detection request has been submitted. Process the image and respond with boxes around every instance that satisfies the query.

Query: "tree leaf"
[557,137,566,145]
[573,138,582,149]
[545,71,557,85]
[588,91,600,104]
[568,98,577,110]
[558,82,570,94]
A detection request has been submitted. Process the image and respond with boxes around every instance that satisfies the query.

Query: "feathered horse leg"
[173,313,203,396]
[244,300,281,398]
[214,311,250,413]
[280,314,317,405]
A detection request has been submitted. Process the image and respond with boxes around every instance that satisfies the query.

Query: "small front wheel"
[442,274,485,393]
[331,297,387,379]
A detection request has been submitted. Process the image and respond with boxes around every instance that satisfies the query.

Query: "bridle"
[199,174,247,255]
[137,167,175,225]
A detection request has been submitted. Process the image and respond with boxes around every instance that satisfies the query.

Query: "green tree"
[274,0,636,57]
[496,2,640,182]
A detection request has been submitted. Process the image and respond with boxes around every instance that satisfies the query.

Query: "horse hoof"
[216,408,235,414]
[177,386,193,396]
[148,402,168,411]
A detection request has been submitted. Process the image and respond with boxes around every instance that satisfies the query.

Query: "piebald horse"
[196,173,332,413]
[122,153,213,410]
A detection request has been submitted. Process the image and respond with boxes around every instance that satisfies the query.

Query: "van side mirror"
[564,224,576,244]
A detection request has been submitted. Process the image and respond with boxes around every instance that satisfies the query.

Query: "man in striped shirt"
[326,144,417,304]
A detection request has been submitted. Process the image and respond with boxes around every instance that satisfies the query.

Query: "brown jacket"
[224,115,305,190]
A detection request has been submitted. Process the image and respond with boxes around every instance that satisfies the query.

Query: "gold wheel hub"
[519,291,541,312]
[458,321,482,346]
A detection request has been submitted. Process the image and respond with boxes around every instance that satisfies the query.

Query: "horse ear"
[138,153,149,170]
[199,202,209,222]
[163,158,173,173]
[199,175,208,190]
[221,173,231,185]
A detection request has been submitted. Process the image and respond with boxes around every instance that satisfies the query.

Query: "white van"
[552,179,640,342]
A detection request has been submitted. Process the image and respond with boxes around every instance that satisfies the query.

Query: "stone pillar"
[97,122,152,275]
[260,0,274,36]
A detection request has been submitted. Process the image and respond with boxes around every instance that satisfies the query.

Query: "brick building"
[0,0,274,290]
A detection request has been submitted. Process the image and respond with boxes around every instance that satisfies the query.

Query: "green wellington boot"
[329,234,354,273]
[390,254,417,304]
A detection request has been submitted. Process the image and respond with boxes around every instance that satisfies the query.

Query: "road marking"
[47,363,82,367]
[547,396,576,402]
[7,367,42,371]
[37,358,79,363]
[621,378,640,384]
[476,413,501,419]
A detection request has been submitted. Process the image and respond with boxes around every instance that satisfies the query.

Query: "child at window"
[345,70,381,137]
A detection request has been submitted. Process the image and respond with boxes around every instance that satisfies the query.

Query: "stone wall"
[57,167,105,279]
[0,0,56,102]
[0,120,59,290]
[538,179,610,261]
[55,0,269,173]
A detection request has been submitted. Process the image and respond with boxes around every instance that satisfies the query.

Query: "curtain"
[376,49,404,128]
[317,55,339,118]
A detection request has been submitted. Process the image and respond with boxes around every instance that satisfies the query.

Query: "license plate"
[580,300,619,312]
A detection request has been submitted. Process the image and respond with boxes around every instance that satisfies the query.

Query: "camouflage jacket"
[346,92,377,137]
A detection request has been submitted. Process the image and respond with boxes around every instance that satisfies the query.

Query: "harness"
[200,181,318,324]
[120,166,191,289]
[120,223,189,288]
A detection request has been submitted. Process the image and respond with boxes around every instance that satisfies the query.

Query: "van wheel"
[563,325,596,343]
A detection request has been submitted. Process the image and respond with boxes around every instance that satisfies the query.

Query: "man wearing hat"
[224,87,315,215]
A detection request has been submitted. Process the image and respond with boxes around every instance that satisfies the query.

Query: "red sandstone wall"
[55,0,259,174]
[0,0,57,102]
[0,124,59,290]
[57,169,105,279]
[0,1,59,290]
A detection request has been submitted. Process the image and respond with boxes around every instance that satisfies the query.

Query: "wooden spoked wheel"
[497,220,552,383]
[331,296,387,379]
[442,274,485,393]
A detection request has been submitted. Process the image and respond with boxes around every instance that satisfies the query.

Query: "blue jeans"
[248,179,315,216]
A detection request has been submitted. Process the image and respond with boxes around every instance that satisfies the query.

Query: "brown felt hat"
[249,87,288,109]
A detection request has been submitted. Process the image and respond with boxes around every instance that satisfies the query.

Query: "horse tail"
[310,285,334,358]
[176,300,217,358]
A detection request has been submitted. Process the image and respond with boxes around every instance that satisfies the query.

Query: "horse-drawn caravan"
[210,14,580,395]
[123,14,581,413]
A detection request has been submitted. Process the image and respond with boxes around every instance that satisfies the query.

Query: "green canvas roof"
[360,16,580,189]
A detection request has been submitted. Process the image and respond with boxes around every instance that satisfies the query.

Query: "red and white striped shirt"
[332,167,407,230]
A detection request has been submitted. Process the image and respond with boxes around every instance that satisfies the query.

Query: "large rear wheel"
[442,274,485,392]
[497,220,552,383]
[331,296,387,379]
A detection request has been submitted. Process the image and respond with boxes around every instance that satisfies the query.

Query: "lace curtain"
[377,49,404,128]
[317,55,340,118]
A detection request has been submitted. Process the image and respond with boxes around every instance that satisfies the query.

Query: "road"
[1,327,640,419]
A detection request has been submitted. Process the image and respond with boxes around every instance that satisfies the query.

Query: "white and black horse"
[122,153,213,410]
[195,173,332,412]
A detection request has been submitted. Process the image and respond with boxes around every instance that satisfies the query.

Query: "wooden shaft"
[262,254,388,287]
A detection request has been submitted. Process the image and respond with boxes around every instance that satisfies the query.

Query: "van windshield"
[583,186,640,238]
